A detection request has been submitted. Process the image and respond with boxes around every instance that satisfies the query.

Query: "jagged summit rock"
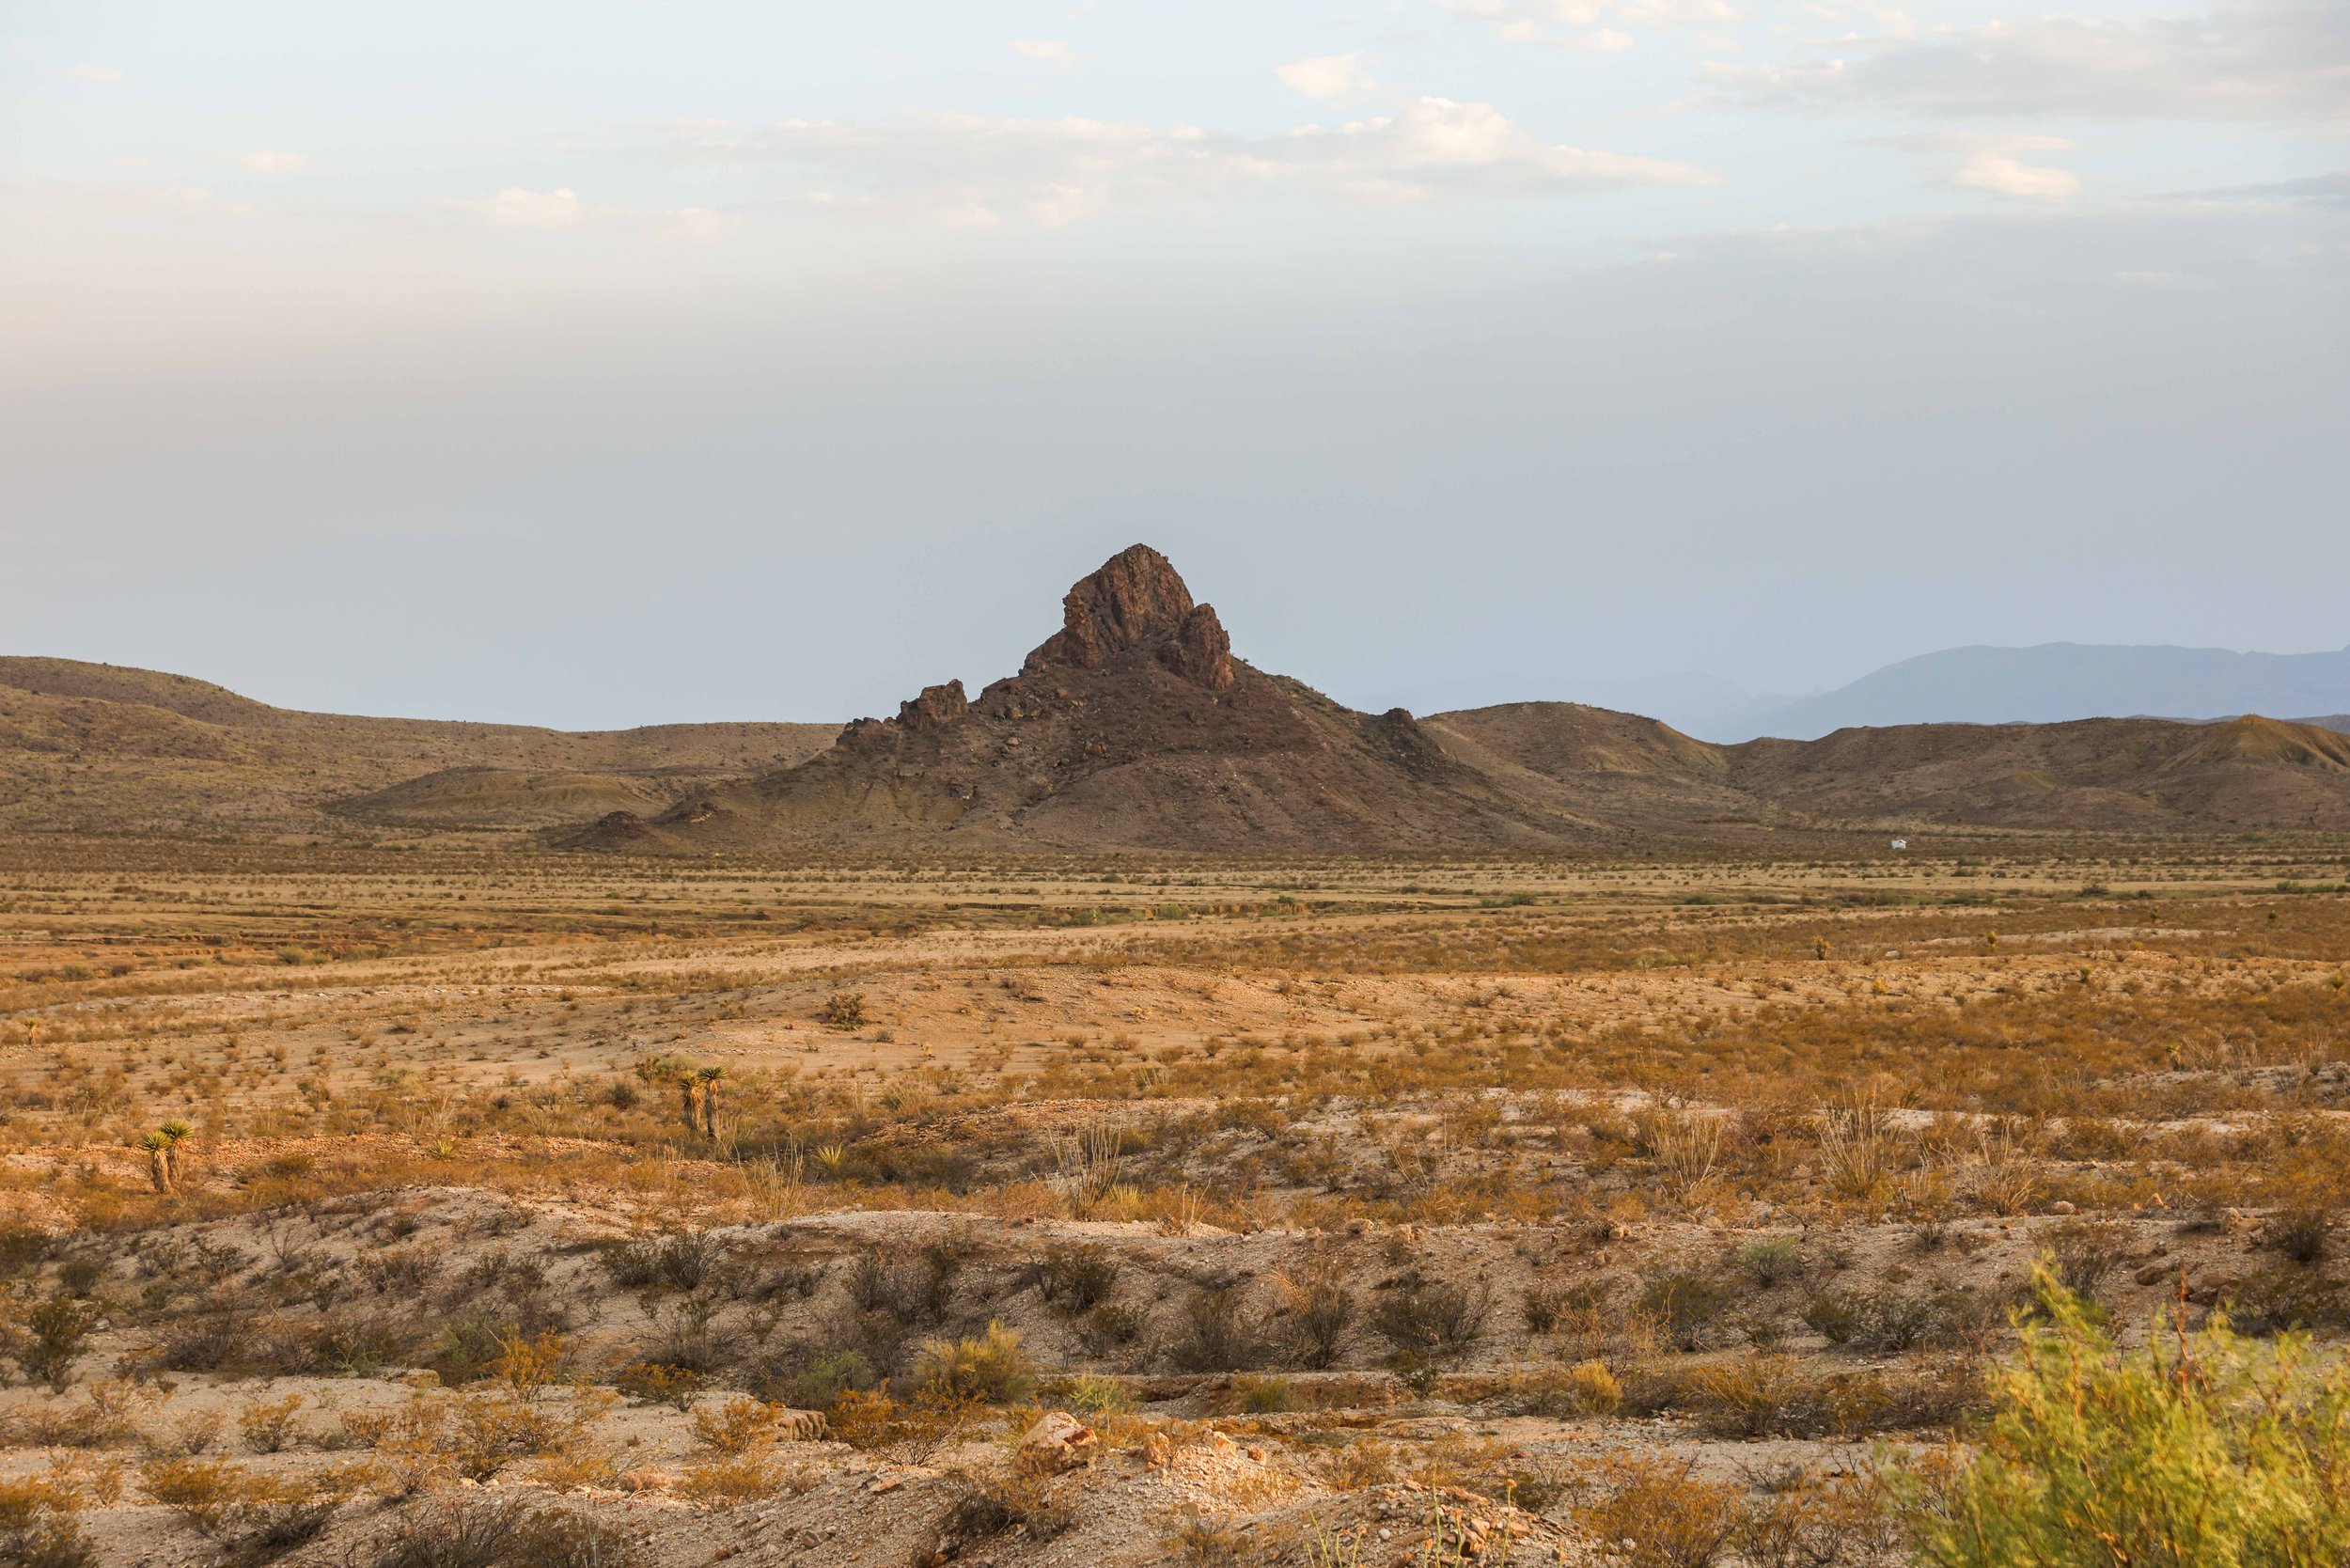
[1023,543,1234,690]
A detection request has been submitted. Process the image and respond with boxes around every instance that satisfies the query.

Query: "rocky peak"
[897,680,968,730]
[1023,545,1235,690]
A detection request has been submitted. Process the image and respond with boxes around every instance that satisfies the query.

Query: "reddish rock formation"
[1023,544,1234,690]
[897,680,968,729]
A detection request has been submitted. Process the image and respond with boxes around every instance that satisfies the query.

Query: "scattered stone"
[1017,1411,1098,1475]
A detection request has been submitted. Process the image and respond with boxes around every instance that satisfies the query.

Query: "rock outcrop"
[1023,544,1235,690]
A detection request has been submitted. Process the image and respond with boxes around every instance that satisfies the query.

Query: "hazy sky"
[4,0,2345,729]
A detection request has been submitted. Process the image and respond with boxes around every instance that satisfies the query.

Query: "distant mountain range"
[8,559,2350,851]
[1609,644,2350,743]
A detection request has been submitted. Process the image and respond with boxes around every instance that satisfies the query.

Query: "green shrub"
[1058,1373,1134,1414]
[911,1322,1034,1405]
[1904,1264,2350,1565]
[786,1349,873,1408]
[1230,1373,1295,1414]
[14,1295,99,1389]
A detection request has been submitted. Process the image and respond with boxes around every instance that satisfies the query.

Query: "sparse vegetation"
[0,845,2346,1561]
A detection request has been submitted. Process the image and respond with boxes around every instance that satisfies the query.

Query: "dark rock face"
[1158,604,1235,690]
[1023,544,1235,690]
[897,680,968,729]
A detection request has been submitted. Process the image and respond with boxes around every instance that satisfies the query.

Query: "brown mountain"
[12,550,2350,849]
[587,546,1592,854]
[582,547,2350,853]
[0,657,836,835]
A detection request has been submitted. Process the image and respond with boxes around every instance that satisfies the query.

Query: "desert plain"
[0,831,2346,1566]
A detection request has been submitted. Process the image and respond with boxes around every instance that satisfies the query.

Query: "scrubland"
[1,834,2347,1565]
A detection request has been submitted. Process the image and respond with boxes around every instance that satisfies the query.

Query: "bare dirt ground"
[0,837,2345,1565]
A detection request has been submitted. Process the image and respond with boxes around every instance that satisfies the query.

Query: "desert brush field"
[0,834,2344,1565]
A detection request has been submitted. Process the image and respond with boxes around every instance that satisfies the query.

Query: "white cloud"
[68,64,124,84]
[1722,0,2350,122]
[1277,52,1375,102]
[242,150,308,178]
[667,97,1717,228]
[1439,0,1738,43]
[466,187,587,229]
[1010,39,1076,66]
[1892,133,2082,201]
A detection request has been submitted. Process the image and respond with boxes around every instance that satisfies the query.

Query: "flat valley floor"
[2,835,2348,1565]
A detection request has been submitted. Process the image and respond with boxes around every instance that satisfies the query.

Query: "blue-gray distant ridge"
[1729,643,2350,742]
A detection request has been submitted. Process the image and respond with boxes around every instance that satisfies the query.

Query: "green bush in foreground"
[1914,1263,2350,1566]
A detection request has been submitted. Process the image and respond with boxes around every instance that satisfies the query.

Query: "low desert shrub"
[1034,1247,1120,1311]
[309,1310,420,1376]
[0,1520,96,1568]
[140,1457,339,1544]
[2222,1267,2350,1337]
[1370,1280,1490,1365]
[236,1394,306,1454]
[1520,1283,1569,1336]
[1277,1266,1355,1370]
[1229,1373,1295,1414]
[675,1454,788,1506]
[598,1234,713,1294]
[1078,1300,1149,1356]
[1164,1513,1249,1567]
[1901,1264,2350,1565]
[1804,1285,1981,1352]
[911,1322,1035,1405]
[686,1395,780,1455]
[1574,1453,1743,1568]
[775,1348,873,1409]
[1168,1288,1267,1373]
[1503,1358,1622,1417]
[372,1500,635,1568]
[2044,1219,2128,1301]
[1735,1238,1805,1289]
[13,1380,158,1449]
[944,1468,1073,1546]
[1638,1272,1734,1353]
[2266,1206,2334,1265]
[13,1295,99,1389]
[1687,1352,1811,1439]
[1057,1372,1133,1414]
[1736,1466,1903,1568]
